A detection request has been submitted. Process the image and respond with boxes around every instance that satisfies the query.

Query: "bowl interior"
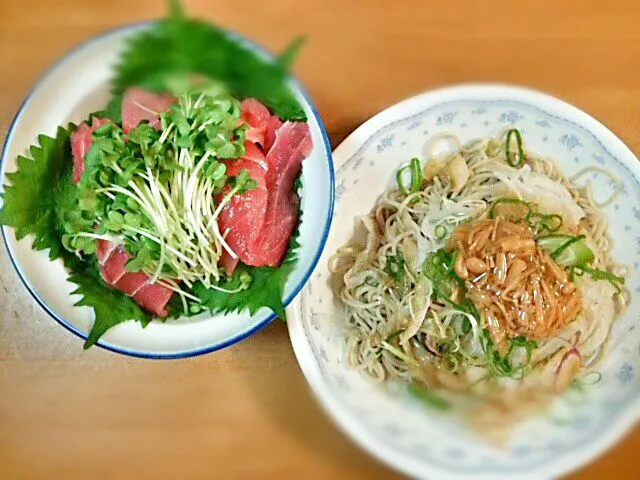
[0,24,333,357]
[288,85,640,479]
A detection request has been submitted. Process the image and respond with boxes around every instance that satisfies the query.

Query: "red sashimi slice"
[133,283,173,317]
[115,271,149,296]
[96,239,118,265]
[96,240,173,316]
[219,251,240,276]
[99,245,130,285]
[122,87,175,133]
[70,116,111,183]
[242,140,268,170]
[239,98,270,146]
[247,121,312,266]
[216,142,268,268]
[263,115,283,153]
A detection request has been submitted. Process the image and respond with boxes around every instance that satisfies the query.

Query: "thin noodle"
[331,131,628,432]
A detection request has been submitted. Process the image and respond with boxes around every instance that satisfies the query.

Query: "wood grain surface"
[1,1,639,478]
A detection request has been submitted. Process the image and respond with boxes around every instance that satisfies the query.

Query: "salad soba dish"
[330,129,628,429]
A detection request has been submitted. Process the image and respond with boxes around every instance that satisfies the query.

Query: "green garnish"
[573,264,625,292]
[384,253,406,282]
[460,316,472,334]
[537,235,595,266]
[505,128,525,168]
[532,213,563,233]
[489,199,562,234]
[422,248,479,319]
[396,157,423,197]
[375,330,404,355]
[0,126,152,348]
[386,330,403,342]
[434,224,448,240]
[72,83,255,292]
[112,0,305,121]
[481,331,538,378]
[407,382,451,411]
[549,235,586,260]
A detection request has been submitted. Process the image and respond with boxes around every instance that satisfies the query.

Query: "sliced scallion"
[505,128,525,168]
[407,382,450,411]
[434,224,448,240]
[537,234,595,266]
[396,157,423,196]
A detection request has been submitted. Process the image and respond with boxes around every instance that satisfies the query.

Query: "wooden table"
[1,0,638,478]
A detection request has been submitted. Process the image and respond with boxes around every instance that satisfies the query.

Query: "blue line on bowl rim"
[0,20,335,359]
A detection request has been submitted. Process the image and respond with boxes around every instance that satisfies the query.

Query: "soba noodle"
[330,129,628,429]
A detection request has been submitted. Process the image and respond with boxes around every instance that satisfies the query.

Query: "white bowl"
[0,23,334,358]
[287,84,640,479]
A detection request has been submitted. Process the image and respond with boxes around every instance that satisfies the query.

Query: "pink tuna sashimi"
[133,283,174,317]
[216,123,312,269]
[239,98,270,146]
[96,239,118,265]
[99,245,130,285]
[122,87,175,133]
[242,140,268,170]
[219,251,240,277]
[70,116,111,183]
[263,115,283,153]
[115,271,149,296]
[216,142,269,269]
[97,240,173,317]
[248,121,312,266]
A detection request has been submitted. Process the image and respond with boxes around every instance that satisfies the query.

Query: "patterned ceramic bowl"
[0,23,334,358]
[287,84,639,479]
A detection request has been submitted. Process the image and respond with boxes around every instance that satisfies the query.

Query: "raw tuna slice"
[249,121,312,266]
[217,122,312,269]
[239,98,270,146]
[96,240,174,317]
[122,87,175,133]
[242,140,268,170]
[216,141,269,268]
[99,245,130,285]
[219,251,240,276]
[96,239,118,265]
[115,271,149,296]
[263,115,283,153]
[133,283,174,317]
[70,116,111,183]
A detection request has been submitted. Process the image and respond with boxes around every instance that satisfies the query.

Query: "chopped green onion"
[505,128,525,168]
[480,330,537,378]
[422,248,480,319]
[386,330,403,343]
[550,235,585,260]
[396,157,423,196]
[434,224,448,240]
[407,382,450,411]
[532,213,563,233]
[461,317,472,334]
[506,335,538,365]
[575,264,625,292]
[375,330,404,355]
[384,253,406,282]
[537,235,595,266]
